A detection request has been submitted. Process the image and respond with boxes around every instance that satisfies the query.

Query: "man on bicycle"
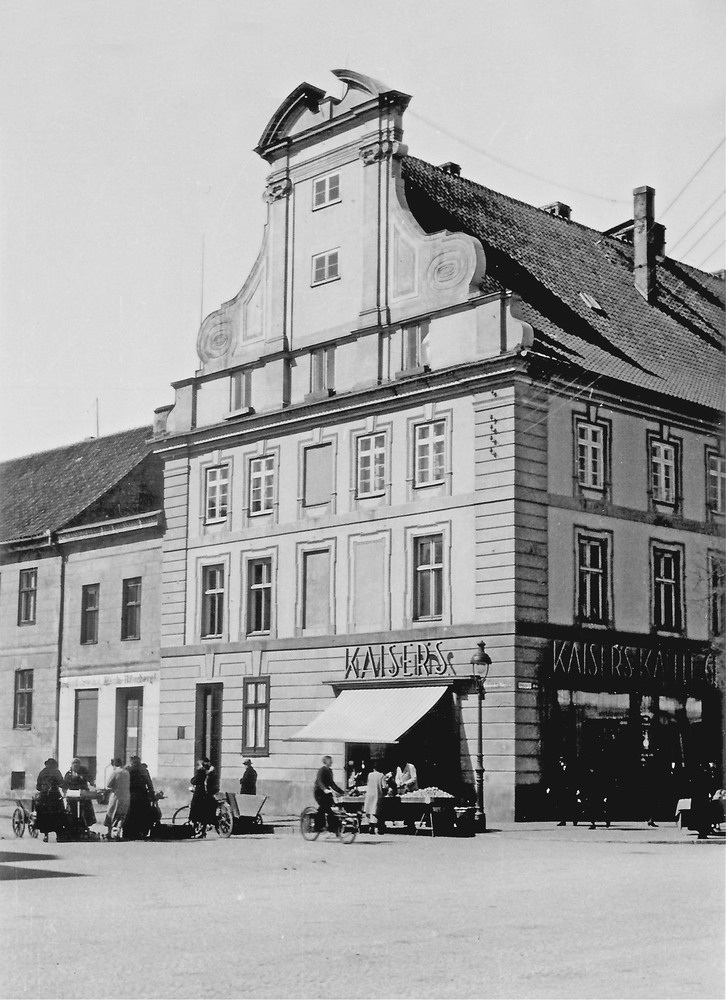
[314,756,344,832]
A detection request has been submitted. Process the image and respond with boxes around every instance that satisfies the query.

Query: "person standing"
[363,760,388,834]
[123,756,156,840]
[104,758,131,840]
[395,760,418,794]
[189,757,216,837]
[550,756,580,826]
[314,755,344,832]
[35,758,66,843]
[63,758,96,836]
[239,759,258,795]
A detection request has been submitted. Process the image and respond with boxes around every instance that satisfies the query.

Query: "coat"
[105,766,131,826]
[239,765,258,795]
[34,765,66,834]
[123,761,156,839]
[189,766,216,826]
[363,769,388,821]
[63,766,96,829]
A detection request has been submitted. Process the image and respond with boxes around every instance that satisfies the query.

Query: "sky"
[1,0,724,463]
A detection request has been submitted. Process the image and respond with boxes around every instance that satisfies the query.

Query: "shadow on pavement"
[0,866,86,881]
[0,851,57,863]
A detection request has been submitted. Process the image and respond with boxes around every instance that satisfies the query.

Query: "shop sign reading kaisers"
[345,641,454,680]
[552,639,714,692]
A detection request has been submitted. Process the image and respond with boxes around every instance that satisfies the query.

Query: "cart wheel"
[254,813,264,828]
[12,807,25,838]
[300,806,321,841]
[337,813,358,845]
[28,818,39,839]
[216,801,233,838]
[172,805,191,826]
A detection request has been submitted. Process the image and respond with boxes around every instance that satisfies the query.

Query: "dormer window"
[313,172,341,210]
[312,250,340,286]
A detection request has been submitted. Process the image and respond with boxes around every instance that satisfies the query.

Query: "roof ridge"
[0,424,153,469]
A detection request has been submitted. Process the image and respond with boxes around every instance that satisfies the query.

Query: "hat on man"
[243,759,253,766]
[71,757,81,765]
[44,758,57,767]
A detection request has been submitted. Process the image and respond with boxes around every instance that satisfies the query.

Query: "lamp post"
[470,640,492,832]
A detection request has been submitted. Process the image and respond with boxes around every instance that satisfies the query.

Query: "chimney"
[540,201,571,220]
[438,162,461,176]
[633,185,657,302]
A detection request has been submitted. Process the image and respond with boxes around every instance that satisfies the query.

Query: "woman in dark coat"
[123,756,156,840]
[189,758,216,836]
[62,758,96,835]
[35,758,67,842]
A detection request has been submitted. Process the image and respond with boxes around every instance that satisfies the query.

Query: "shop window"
[311,249,340,286]
[249,456,275,515]
[313,172,340,209]
[10,771,25,791]
[413,534,444,621]
[356,433,386,497]
[414,420,446,487]
[243,677,269,755]
[18,568,37,625]
[307,347,335,398]
[575,419,607,490]
[649,438,678,506]
[652,545,683,632]
[709,551,725,637]
[577,534,609,624]
[81,584,99,644]
[247,558,272,635]
[121,577,142,640]
[201,564,225,639]
[205,465,229,523]
[74,689,98,784]
[302,549,331,631]
[706,451,725,515]
[13,669,33,729]
[303,443,333,507]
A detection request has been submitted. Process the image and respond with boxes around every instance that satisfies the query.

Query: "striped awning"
[290,685,447,743]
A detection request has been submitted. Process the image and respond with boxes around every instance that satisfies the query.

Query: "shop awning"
[290,685,448,744]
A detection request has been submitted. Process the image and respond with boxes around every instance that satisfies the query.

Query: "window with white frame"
[230,370,252,412]
[205,466,229,522]
[18,568,37,625]
[201,565,225,638]
[650,440,677,505]
[652,546,682,632]
[707,452,725,514]
[81,584,100,644]
[414,420,446,486]
[247,558,272,634]
[249,456,275,515]
[576,421,606,490]
[400,324,426,373]
[311,249,340,286]
[313,172,340,209]
[356,433,386,496]
[309,347,335,396]
[413,534,444,621]
[577,534,609,623]
[13,669,33,729]
[709,551,725,637]
[243,677,269,754]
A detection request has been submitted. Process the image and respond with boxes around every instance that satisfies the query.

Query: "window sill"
[395,366,429,380]
[121,636,141,642]
[304,389,336,402]
[312,198,341,211]
[249,508,274,517]
[225,406,254,420]
[311,275,341,288]
[13,725,31,731]
[355,491,386,501]
[413,480,446,490]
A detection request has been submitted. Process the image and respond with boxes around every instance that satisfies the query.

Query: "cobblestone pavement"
[0,820,723,1000]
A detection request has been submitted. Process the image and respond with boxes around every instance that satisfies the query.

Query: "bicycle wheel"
[337,813,358,845]
[12,807,25,838]
[216,801,233,838]
[300,806,321,841]
[172,805,191,825]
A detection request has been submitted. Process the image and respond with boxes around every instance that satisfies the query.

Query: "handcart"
[221,792,269,834]
[11,798,38,839]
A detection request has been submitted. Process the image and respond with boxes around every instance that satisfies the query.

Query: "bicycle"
[300,801,359,844]
[172,793,233,839]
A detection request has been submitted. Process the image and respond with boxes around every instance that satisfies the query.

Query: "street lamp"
[470,640,492,832]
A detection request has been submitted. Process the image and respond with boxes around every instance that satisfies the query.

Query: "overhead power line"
[408,111,628,205]
[679,210,726,261]
[668,190,725,254]
[696,240,725,270]
[659,138,725,220]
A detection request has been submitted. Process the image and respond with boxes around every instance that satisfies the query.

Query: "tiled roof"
[0,426,154,544]
[402,156,725,413]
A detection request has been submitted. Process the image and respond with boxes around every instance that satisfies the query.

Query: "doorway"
[115,688,144,764]
[195,684,223,788]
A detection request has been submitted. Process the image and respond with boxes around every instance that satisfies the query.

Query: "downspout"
[54,535,67,760]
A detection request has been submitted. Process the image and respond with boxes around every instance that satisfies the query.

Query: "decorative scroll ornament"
[263,177,292,203]
[359,140,401,166]
[197,313,232,362]
[427,249,468,290]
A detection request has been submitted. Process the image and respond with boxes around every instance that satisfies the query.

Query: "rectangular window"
[650,440,677,505]
[205,466,229,522]
[313,172,340,209]
[243,677,270,754]
[414,421,446,486]
[81,584,100,644]
[303,443,333,507]
[249,456,275,514]
[18,568,37,625]
[413,534,443,621]
[121,577,142,640]
[399,324,428,374]
[653,546,682,632]
[576,422,605,490]
[357,433,386,496]
[247,558,272,634]
[577,535,608,623]
[74,689,99,784]
[230,370,252,412]
[311,249,340,285]
[308,347,335,396]
[709,552,725,637]
[302,549,331,630]
[707,453,725,514]
[201,565,225,638]
[13,669,33,729]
